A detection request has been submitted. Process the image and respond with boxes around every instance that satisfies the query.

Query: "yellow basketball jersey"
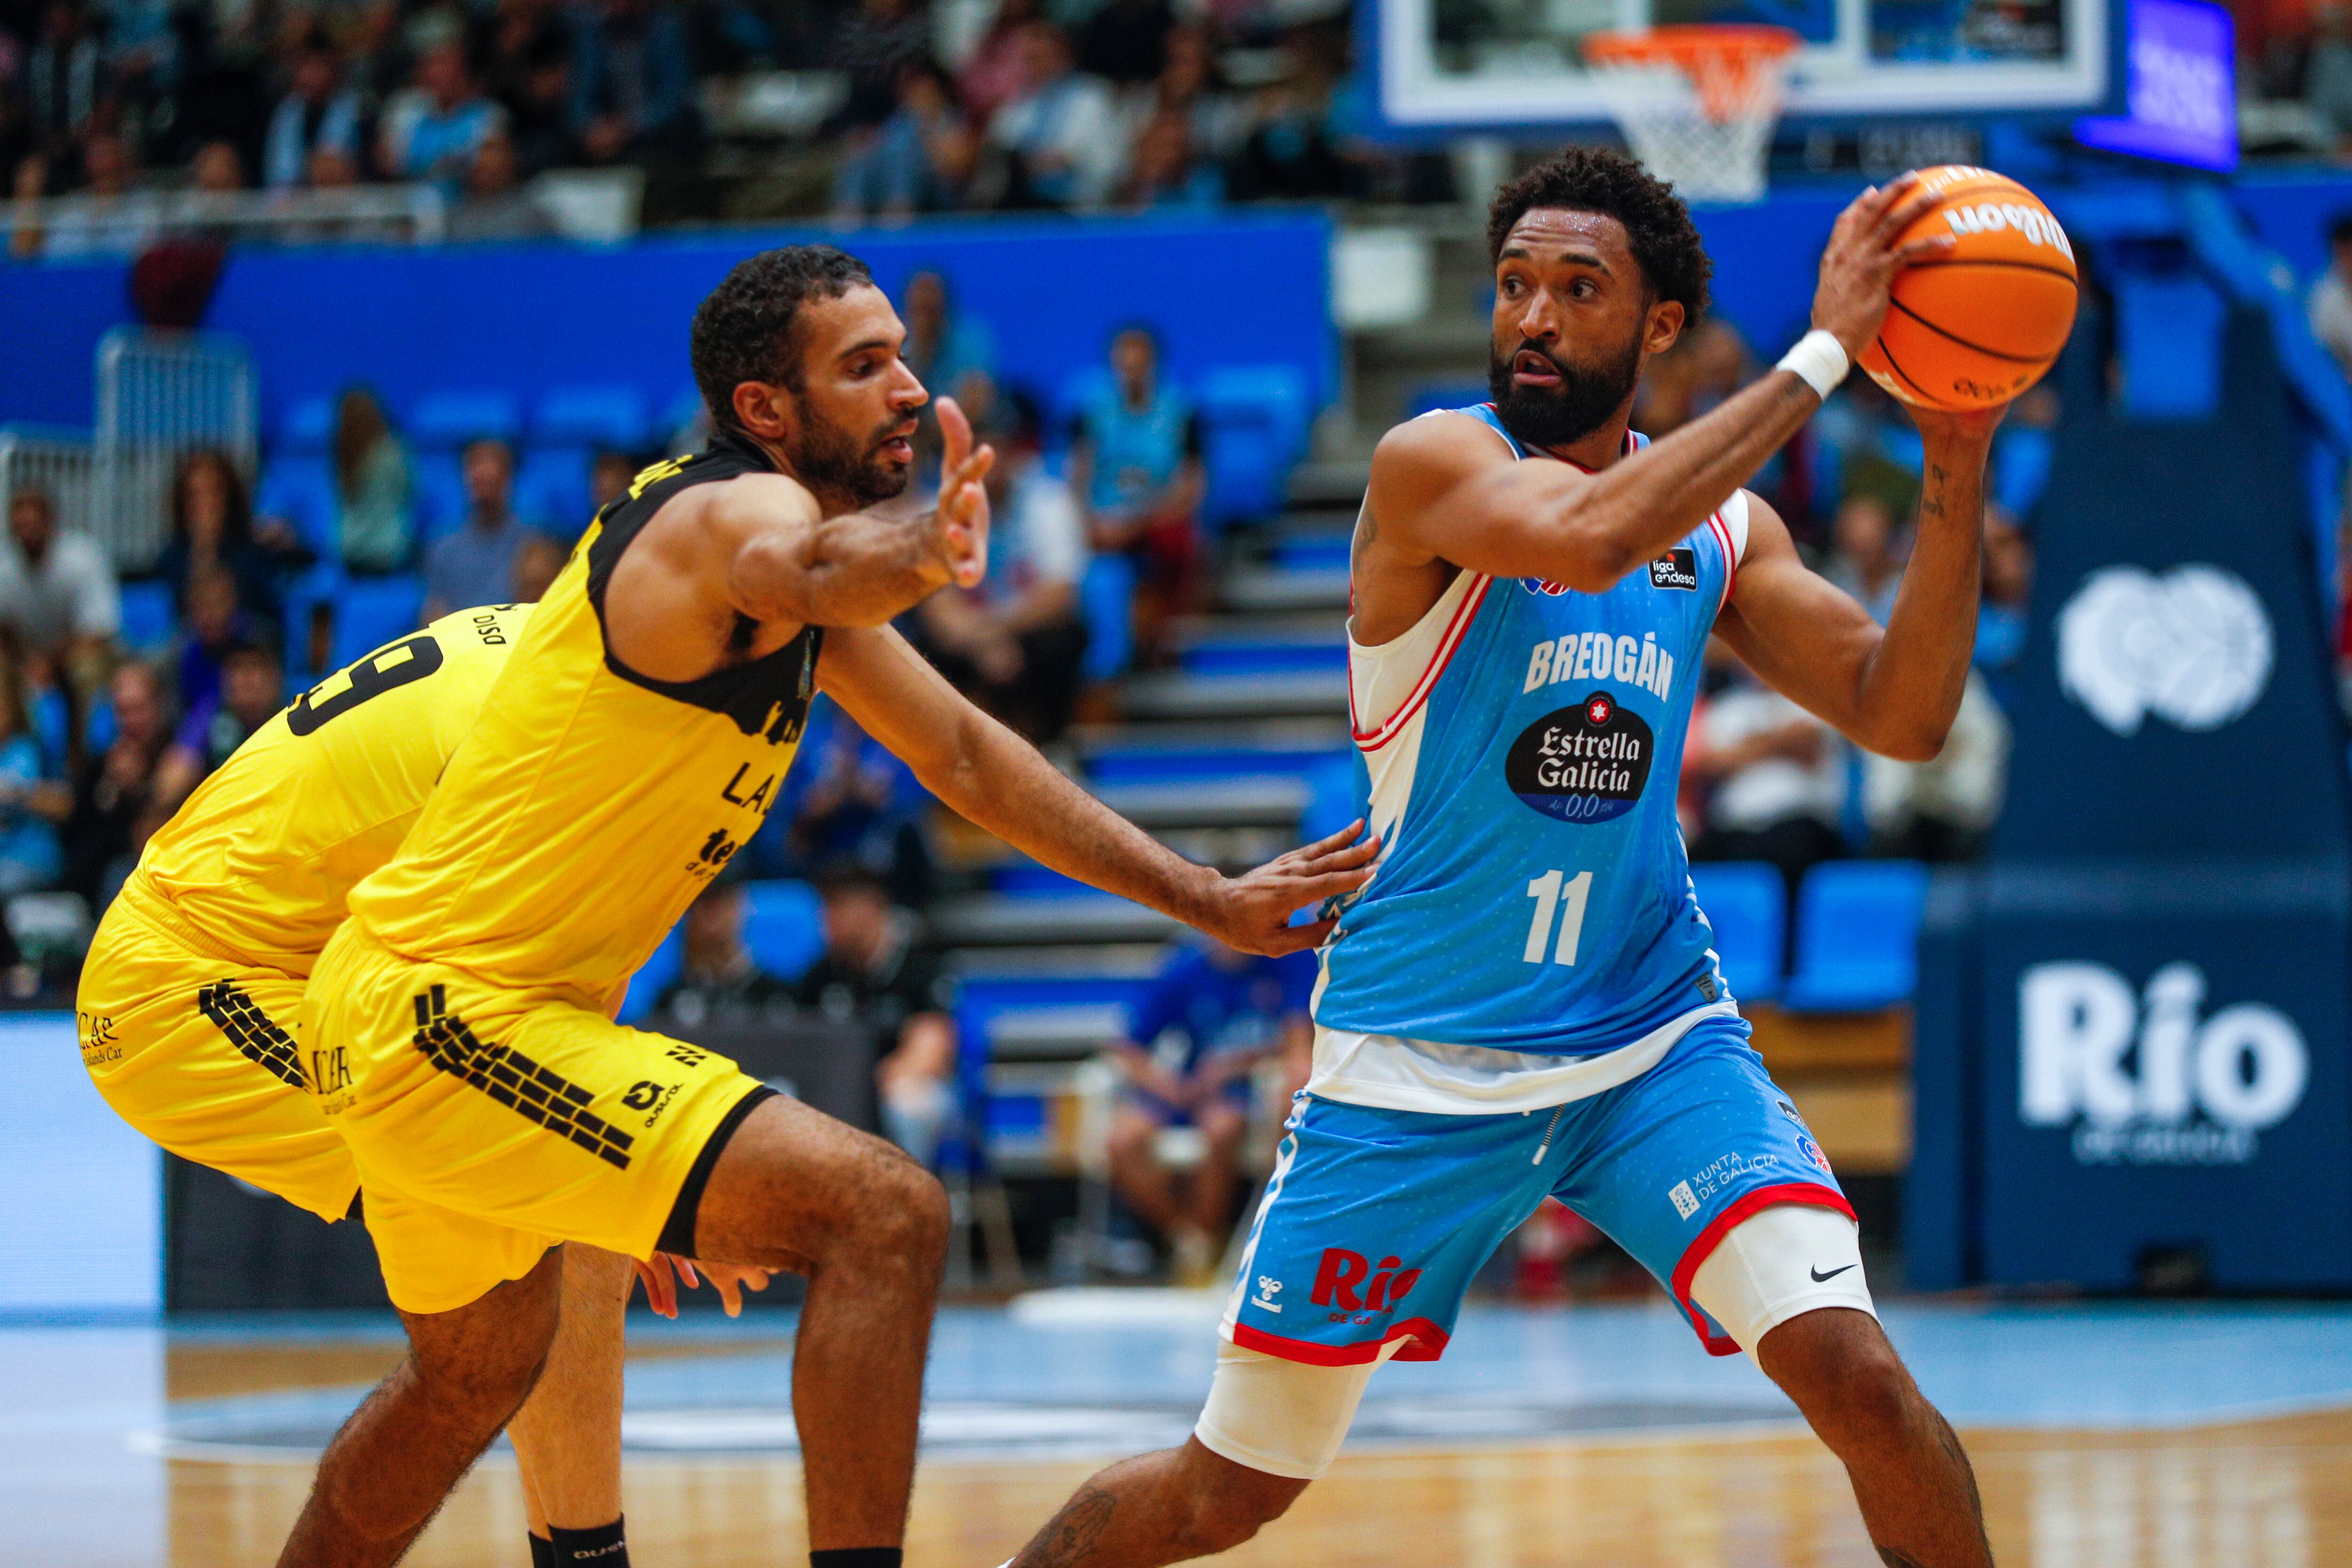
[347,437,820,1002]
[133,604,534,975]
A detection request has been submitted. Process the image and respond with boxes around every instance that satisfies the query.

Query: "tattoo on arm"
[1020,1483,1117,1568]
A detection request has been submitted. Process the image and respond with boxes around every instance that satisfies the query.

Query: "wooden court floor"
[157,1341,2349,1568]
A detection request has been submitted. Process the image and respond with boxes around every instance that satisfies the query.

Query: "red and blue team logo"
[1526,578,1572,596]
[1798,1134,1832,1174]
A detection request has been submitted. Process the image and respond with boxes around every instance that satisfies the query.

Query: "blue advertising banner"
[1947,311,2352,1289]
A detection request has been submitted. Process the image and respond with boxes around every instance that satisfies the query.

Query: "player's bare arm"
[604,285,993,682]
[1355,174,1955,642]
[817,622,1375,956]
[1717,403,2003,761]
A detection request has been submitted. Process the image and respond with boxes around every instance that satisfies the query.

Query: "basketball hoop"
[1581,25,1802,206]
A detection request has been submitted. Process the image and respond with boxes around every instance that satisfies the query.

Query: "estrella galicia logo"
[1648,549,1698,592]
[1504,692,1653,823]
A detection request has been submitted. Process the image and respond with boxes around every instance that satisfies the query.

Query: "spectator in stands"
[485,0,574,173]
[380,38,506,188]
[983,22,1122,208]
[1863,672,2007,863]
[902,269,996,476]
[1107,936,1312,1284]
[1118,108,1217,211]
[831,61,976,221]
[422,436,554,621]
[1079,0,1175,87]
[2311,211,2352,379]
[58,659,170,905]
[152,636,282,810]
[189,139,244,194]
[171,561,270,719]
[7,153,49,259]
[914,393,1088,742]
[2309,2,2352,144]
[1070,323,1201,664]
[795,862,957,1168]
[763,697,931,903]
[102,0,175,113]
[828,0,934,140]
[445,130,553,240]
[1828,491,1904,626]
[958,0,1044,125]
[331,386,414,574]
[0,485,119,699]
[1685,646,1846,901]
[570,0,697,166]
[24,1,103,153]
[36,128,160,257]
[0,629,64,897]
[264,33,363,189]
[510,530,566,601]
[651,870,794,1028]
[588,448,636,515]
[1136,23,1245,170]
[1974,504,2033,709]
[1226,24,1350,202]
[161,449,302,631]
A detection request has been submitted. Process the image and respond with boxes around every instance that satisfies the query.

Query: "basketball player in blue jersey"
[1000,151,2000,1568]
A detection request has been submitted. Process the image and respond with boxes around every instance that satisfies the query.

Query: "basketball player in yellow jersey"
[280,244,1379,1568]
[79,602,762,1568]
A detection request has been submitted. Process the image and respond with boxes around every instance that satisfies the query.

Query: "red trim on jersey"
[1349,574,1493,751]
[1704,509,1737,610]
[1669,1182,1855,1357]
[1230,1316,1452,1366]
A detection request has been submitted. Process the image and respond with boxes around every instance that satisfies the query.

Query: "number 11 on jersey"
[1523,869,1592,966]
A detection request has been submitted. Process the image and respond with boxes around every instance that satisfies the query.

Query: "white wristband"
[1776,329,1851,400]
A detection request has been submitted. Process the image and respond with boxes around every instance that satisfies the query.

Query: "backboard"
[1372,0,2110,127]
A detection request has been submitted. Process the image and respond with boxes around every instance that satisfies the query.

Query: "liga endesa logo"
[1311,1248,1423,1323]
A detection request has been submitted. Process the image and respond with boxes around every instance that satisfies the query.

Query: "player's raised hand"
[1196,819,1380,957]
[1810,172,1958,360]
[932,395,994,590]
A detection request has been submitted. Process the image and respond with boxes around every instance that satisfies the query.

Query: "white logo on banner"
[2019,961,2308,1165]
[2056,565,2273,736]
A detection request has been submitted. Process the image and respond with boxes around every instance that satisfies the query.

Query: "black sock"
[549,1518,629,1566]
[529,1533,556,1568]
[810,1551,903,1568]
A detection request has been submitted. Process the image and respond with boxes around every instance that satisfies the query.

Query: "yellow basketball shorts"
[302,923,772,1315]
[77,880,359,1224]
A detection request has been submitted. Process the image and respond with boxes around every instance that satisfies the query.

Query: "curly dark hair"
[1486,146,1710,325]
[691,245,876,436]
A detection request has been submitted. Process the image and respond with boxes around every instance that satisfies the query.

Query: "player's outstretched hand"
[635,1252,684,1318]
[1810,172,1958,362]
[635,1252,777,1317]
[933,395,994,590]
[1196,819,1380,957]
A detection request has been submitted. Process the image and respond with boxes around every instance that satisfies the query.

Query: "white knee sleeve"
[1688,1202,1876,1357]
[1192,1339,1398,1481]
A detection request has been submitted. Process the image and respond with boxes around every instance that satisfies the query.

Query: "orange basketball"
[1855,165,2079,411]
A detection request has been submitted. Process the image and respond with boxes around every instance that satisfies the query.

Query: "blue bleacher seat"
[516,447,593,536]
[661,385,706,442]
[1779,860,1931,1011]
[117,579,175,653]
[1079,553,1135,682]
[617,923,685,1024]
[951,973,1154,1173]
[532,385,649,451]
[1406,381,1488,420]
[1272,537,1351,571]
[407,390,522,451]
[742,879,824,982]
[1687,862,1786,1004]
[275,396,337,455]
[1198,364,1310,530]
[329,576,425,668]
[409,452,468,544]
[255,455,339,554]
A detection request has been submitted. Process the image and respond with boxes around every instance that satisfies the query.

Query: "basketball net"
[1581,25,1801,205]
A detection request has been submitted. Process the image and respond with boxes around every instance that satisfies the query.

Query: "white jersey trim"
[1304,999,1740,1116]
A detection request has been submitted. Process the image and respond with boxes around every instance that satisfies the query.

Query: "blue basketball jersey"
[1314,405,1744,1056]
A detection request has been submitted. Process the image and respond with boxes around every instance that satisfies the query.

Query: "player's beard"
[1487,327,1645,452]
[789,408,913,508]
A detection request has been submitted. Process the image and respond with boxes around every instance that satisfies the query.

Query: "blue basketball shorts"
[1217,1014,1851,1362]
